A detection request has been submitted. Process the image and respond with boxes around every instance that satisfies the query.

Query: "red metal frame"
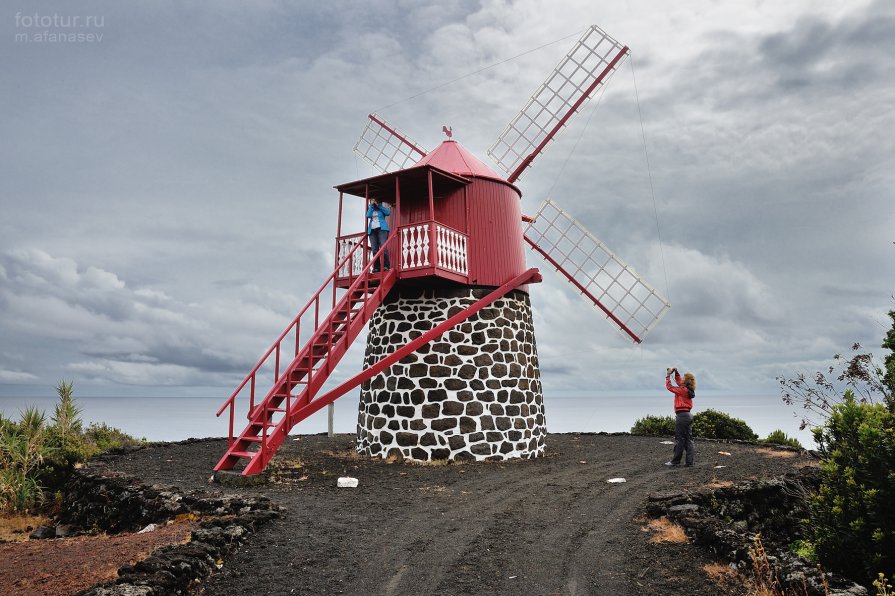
[507,45,630,184]
[523,232,641,344]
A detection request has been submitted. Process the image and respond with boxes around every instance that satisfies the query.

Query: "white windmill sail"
[488,25,629,183]
[524,199,670,343]
[353,113,428,174]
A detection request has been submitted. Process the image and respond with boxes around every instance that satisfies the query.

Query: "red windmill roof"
[413,140,504,181]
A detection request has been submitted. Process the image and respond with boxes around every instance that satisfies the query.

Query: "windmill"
[215,25,670,475]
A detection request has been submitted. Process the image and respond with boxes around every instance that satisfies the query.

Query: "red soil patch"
[0,520,196,596]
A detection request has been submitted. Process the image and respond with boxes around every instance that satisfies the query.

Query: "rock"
[212,470,268,488]
[647,467,866,596]
[138,523,158,534]
[647,491,687,502]
[667,504,700,515]
[29,525,57,539]
[60,466,280,595]
[87,586,154,595]
[337,477,359,488]
[829,586,869,596]
[55,524,73,538]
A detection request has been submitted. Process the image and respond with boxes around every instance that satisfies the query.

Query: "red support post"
[427,170,436,268]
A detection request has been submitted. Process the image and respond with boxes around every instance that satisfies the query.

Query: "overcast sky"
[2,1,893,428]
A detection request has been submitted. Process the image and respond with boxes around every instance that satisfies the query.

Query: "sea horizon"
[0,391,817,449]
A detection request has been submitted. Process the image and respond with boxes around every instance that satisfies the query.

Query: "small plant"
[50,380,82,454]
[693,409,757,441]
[874,573,893,596]
[778,340,893,434]
[760,429,803,449]
[0,406,48,513]
[790,539,817,561]
[749,533,784,595]
[630,414,675,436]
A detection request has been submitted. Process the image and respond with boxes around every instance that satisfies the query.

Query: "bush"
[630,415,675,436]
[0,406,48,513]
[807,391,895,587]
[0,382,143,514]
[692,409,757,441]
[84,422,143,452]
[760,429,803,449]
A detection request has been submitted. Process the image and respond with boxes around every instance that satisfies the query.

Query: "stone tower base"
[356,287,545,461]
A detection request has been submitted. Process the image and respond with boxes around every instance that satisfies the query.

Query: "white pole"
[328,402,334,437]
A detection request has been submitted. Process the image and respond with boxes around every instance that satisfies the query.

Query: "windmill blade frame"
[353,113,428,174]
[488,25,629,183]
[524,199,670,344]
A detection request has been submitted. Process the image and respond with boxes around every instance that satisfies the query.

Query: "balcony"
[335,220,468,288]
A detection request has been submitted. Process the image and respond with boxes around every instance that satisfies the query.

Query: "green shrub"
[0,406,48,513]
[630,415,675,436]
[1,383,143,514]
[790,539,817,561]
[84,422,143,452]
[692,409,757,441]
[760,429,803,449]
[807,391,895,587]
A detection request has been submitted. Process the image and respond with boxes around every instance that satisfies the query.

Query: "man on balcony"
[366,198,391,273]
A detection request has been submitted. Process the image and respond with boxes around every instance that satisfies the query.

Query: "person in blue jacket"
[366,198,391,272]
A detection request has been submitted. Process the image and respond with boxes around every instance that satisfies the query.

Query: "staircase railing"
[216,239,368,445]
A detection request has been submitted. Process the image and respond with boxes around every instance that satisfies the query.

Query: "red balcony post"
[427,170,436,268]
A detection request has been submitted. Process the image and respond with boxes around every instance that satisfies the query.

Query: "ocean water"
[0,392,815,448]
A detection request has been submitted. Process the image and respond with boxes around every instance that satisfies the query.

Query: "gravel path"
[88,433,815,595]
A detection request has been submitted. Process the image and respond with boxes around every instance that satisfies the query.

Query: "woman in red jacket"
[665,367,696,467]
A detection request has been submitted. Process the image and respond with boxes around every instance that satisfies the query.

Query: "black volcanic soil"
[83,433,815,595]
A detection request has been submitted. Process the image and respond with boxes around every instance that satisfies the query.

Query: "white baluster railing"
[435,224,468,275]
[337,236,365,278]
[401,224,431,269]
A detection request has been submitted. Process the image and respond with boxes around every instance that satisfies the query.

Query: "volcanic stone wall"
[356,287,545,461]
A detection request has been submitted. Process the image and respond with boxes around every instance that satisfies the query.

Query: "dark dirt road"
[90,433,815,595]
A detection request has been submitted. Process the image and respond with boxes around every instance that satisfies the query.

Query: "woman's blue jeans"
[369,229,390,271]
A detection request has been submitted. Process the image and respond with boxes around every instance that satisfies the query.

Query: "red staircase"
[215,240,397,475]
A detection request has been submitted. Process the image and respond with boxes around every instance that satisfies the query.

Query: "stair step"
[228,450,258,459]
[241,436,263,443]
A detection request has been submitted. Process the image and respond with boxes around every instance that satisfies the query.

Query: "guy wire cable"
[544,68,611,201]
[630,54,671,305]
[373,29,587,113]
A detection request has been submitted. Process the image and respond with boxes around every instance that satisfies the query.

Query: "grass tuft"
[646,517,688,543]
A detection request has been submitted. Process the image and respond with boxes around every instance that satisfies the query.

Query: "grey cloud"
[0,248,312,386]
